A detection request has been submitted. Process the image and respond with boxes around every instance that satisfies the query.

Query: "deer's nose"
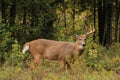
[83,44,86,47]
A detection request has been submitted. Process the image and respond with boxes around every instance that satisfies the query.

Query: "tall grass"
[0,42,120,80]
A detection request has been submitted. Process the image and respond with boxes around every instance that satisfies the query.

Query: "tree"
[114,0,120,42]
[98,0,112,47]
[1,0,7,24]
[98,0,105,45]
[62,0,67,29]
[72,0,76,32]
[9,0,16,26]
[104,0,112,46]
[22,7,27,25]
[93,0,96,41]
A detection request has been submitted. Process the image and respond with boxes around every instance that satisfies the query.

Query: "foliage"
[5,40,24,67]
[0,23,14,65]
[0,43,120,80]
[0,0,120,80]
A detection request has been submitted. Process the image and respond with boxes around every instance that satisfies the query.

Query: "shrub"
[5,40,24,67]
[0,23,14,65]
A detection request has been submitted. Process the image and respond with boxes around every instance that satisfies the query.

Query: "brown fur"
[23,35,87,70]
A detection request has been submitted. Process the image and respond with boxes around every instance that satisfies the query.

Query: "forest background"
[0,0,120,80]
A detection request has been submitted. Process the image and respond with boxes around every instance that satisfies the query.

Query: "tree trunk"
[93,0,96,41]
[72,0,75,32]
[9,0,16,26]
[30,2,38,27]
[1,0,7,24]
[118,2,120,42]
[62,0,67,40]
[23,7,27,25]
[98,0,105,45]
[104,0,112,46]
[30,6,35,27]
[114,0,120,42]
[98,0,112,47]
[63,0,66,28]
[102,0,107,46]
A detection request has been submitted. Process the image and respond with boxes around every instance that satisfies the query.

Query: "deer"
[22,25,95,70]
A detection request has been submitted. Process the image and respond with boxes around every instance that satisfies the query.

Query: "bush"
[83,41,120,71]
[0,23,14,65]
[4,40,25,67]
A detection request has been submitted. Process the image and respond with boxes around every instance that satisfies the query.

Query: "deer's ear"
[74,34,79,39]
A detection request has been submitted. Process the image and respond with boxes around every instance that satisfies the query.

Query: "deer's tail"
[22,42,30,54]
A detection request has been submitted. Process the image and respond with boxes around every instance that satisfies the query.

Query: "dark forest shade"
[9,0,16,26]
[1,0,7,24]
[0,0,120,45]
[98,0,113,46]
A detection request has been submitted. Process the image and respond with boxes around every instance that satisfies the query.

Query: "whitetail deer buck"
[22,25,95,70]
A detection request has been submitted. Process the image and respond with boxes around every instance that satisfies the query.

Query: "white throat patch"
[78,45,84,49]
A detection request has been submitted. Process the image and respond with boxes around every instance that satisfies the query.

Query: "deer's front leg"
[59,58,71,71]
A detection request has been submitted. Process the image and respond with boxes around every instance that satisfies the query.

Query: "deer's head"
[75,25,95,49]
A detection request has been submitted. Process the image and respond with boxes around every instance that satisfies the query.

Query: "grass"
[0,58,120,80]
[0,43,120,80]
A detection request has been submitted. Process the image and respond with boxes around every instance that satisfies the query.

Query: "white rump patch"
[22,45,29,54]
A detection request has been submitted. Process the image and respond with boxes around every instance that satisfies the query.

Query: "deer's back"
[29,39,76,60]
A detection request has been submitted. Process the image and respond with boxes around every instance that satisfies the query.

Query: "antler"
[86,24,95,35]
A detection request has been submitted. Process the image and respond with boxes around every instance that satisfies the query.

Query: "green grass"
[0,58,120,80]
[0,43,120,80]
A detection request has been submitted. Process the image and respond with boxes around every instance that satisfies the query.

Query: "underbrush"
[0,42,120,80]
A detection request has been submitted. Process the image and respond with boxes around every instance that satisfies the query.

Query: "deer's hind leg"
[33,54,42,70]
